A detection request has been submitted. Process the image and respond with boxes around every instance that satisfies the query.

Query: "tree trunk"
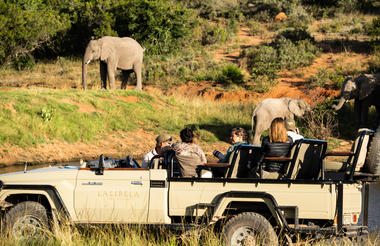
[82,61,87,90]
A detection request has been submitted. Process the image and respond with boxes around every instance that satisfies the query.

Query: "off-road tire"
[223,212,279,246]
[3,201,48,239]
[365,125,380,175]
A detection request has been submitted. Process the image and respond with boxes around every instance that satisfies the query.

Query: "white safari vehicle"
[0,129,379,245]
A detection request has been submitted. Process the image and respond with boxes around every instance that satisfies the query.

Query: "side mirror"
[96,154,104,175]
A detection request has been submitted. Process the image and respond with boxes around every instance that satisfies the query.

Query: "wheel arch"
[210,191,285,229]
[1,185,71,221]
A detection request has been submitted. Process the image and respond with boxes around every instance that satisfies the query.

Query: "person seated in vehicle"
[285,118,304,142]
[261,118,293,178]
[141,134,172,168]
[211,127,249,177]
[172,128,207,177]
[214,127,250,163]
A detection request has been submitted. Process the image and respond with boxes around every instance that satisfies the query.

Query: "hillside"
[0,2,379,167]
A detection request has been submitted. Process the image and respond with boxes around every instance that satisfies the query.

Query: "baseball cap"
[155,134,172,144]
[285,118,296,131]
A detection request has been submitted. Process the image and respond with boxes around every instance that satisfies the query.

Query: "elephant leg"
[121,70,132,89]
[253,125,265,146]
[134,64,142,90]
[360,100,371,129]
[100,62,107,89]
[107,64,116,89]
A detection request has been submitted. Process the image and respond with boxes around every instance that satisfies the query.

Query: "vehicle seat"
[149,155,164,169]
[226,145,262,178]
[285,139,327,180]
[323,129,374,181]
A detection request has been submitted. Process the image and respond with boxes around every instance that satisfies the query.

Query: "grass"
[0,88,253,148]
[1,221,378,246]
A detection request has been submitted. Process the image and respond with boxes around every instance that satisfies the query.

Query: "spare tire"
[365,125,380,175]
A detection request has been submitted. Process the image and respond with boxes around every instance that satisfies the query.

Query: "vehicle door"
[74,167,150,223]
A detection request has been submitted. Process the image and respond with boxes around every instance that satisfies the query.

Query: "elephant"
[82,36,145,90]
[332,74,380,129]
[251,97,311,145]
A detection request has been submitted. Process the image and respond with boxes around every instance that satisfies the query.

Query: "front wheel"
[3,201,48,239]
[223,212,279,246]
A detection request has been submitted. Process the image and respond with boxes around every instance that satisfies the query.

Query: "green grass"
[0,88,253,147]
[1,222,378,246]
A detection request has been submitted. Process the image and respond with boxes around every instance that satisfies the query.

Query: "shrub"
[12,54,35,71]
[309,68,330,88]
[276,27,314,43]
[368,17,380,47]
[243,45,280,81]
[304,100,338,139]
[216,65,245,85]
[179,0,243,20]
[0,1,70,65]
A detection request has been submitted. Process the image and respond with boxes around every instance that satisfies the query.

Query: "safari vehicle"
[0,129,379,245]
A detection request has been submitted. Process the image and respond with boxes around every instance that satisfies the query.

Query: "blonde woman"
[261,118,293,174]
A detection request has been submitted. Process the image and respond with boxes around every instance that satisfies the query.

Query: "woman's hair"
[180,128,194,143]
[231,127,249,142]
[269,118,288,143]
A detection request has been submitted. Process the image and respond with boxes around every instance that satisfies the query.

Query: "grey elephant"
[251,97,311,145]
[82,36,145,90]
[332,74,380,129]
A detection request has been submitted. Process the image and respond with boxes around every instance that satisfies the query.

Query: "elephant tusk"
[86,60,91,65]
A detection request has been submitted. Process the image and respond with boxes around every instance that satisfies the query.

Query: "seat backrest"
[351,129,372,171]
[286,139,327,180]
[225,148,241,178]
[226,145,262,178]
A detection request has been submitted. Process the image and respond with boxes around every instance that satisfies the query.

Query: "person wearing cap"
[285,118,303,142]
[141,134,172,168]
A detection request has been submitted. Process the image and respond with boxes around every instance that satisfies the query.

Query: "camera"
[213,150,225,160]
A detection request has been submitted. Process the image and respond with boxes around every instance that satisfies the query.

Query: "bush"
[12,54,35,71]
[304,100,338,139]
[368,17,380,47]
[243,45,280,81]
[216,65,245,85]
[0,1,70,64]
[276,27,314,43]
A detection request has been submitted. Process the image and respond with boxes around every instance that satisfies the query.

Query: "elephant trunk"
[82,60,88,90]
[332,97,346,110]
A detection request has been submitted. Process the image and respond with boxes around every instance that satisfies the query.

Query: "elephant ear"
[357,74,376,101]
[100,41,114,62]
[289,99,303,116]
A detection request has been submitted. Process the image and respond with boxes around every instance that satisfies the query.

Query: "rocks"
[275,12,287,22]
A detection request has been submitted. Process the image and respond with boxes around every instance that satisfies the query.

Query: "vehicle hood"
[0,166,79,185]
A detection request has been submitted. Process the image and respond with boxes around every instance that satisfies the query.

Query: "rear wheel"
[3,201,48,239]
[223,212,279,246]
[365,126,380,175]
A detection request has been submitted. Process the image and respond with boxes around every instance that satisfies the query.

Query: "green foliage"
[243,32,319,83]
[309,68,346,89]
[12,54,35,71]
[276,27,314,43]
[243,45,280,81]
[40,106,56,122]
[369,46,380,73]
[309,68,330,88]
[303,99,338,139]
[113,0,195,55]
[216,65,245,85]
[368,17,380,47]
[180,0,243,20]
[0,1,70,65]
